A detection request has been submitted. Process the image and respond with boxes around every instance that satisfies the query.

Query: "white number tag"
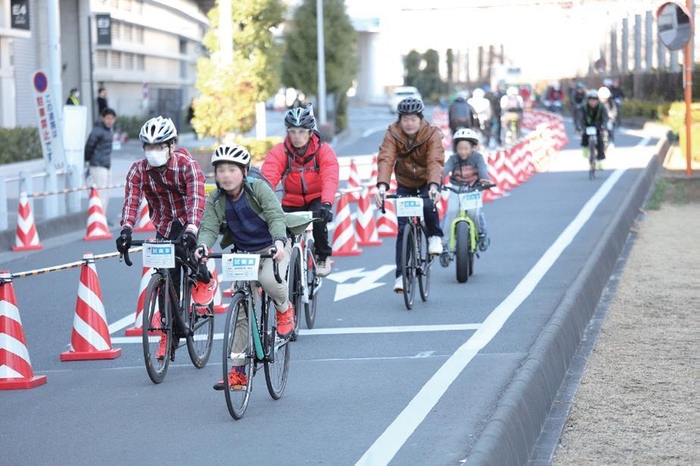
[222,254,260,281]
[142,243,175,268]
[585,126,597,135]
[459,191,483,210]
[395,197,424,218]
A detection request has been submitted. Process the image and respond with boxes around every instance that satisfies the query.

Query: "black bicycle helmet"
[397,97,425,115]
[284,103,316,130]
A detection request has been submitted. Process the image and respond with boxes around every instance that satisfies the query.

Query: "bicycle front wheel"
[418,225,430,301]
[223,294,254,420]
[143,273,171,384]
[287,247,302,340]
[589,139,597,180]
[401,225,416,310]
[264,296,291,400]
[455,221,471,283]
[186,292,214,369]
[304,239,318,329]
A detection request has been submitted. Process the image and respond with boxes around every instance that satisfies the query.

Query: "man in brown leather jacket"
[375,97,445,293]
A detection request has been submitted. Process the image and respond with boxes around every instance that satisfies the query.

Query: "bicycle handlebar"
[441,181,496,194]
[120,238,198,271]
[205,250,282,284]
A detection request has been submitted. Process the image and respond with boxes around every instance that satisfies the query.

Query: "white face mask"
[145,148,169,167]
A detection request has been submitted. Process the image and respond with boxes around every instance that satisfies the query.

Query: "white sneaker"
[428,236,443,255]
[316,260,331,277]
[393,276,403,293]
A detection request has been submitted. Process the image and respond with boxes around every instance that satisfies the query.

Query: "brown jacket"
[376,119,445,189]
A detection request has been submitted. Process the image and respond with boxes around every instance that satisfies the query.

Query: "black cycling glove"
[116,228,132,255]
[318,203,334,223]
[181,231,197,252]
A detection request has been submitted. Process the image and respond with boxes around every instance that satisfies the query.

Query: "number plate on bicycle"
[459,192,482,210]
[585,126,597,135]
[222,254,260,281]
[395,197,424,218]
[142,243,175,268]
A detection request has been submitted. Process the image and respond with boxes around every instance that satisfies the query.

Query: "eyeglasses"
[287,128,310,136]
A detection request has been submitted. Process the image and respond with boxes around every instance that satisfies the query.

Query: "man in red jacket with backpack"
[261,103,340,277]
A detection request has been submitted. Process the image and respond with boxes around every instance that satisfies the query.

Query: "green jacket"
[197,178,312,251]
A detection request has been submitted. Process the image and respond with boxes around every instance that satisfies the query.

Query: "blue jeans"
[394,184,443,278]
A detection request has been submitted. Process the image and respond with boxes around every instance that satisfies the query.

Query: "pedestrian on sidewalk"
[85,107,116,221]
[97,88,109,114]
[66,88,80,106]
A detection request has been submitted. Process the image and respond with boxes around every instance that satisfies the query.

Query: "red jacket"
[262,133,339,207]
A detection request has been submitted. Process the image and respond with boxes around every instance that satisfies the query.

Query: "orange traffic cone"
[61,254,121,361]
[84,187,113,241]
[0,271,47,390]
[331,193,362,256]
[206,260,227,314]
[125,267,154,336]
[133,198,156,233]
[376,197,398,238]
[367,155,379,198]
[347,159,362,202]
[355,188,382,246]
[12,191,42,251]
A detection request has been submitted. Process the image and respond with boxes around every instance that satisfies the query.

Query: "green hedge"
[620,99,672,120]
[188,136,284,172]
[0,127,43,164]
[116,114,148,139]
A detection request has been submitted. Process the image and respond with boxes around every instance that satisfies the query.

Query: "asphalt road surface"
[0,111,655,465]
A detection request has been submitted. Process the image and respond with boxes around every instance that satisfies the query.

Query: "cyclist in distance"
[441,128,492,254]
[375,97,445,293]
[578,90,609,169]
[597,86,619,147]
[194,144,295,390]
[570,82,587,131]
[116,116,209,360]
[261,103,339,278]
[499,86,525,140]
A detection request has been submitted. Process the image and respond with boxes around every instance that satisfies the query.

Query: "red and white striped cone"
[124,267,154,336]
[60,254,121,361]
[347,159,362,202]
[133,198,156,233]
[331,193,362,256]
[355,188,382,246]
[12,191,42,251]
[0,271,47,390]
[437,187,450,222]
[367,155,379,198]
[206,260,227,314]
[499,149,518,191]
[83,187,113,241]
[376,196,398,237]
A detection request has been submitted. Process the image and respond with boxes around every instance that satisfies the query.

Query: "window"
[96,50,108,68]
[111,21,120,41]
[124,53,134,70]
[135,26,144,44]
[136,54,145,71]
[111,51,122,69]
[123,24,133,42]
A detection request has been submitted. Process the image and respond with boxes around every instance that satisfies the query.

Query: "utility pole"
[46,0,64,131]
[316,0,327,125]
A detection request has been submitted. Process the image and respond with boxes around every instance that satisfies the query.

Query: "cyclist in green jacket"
[194,144,294,391]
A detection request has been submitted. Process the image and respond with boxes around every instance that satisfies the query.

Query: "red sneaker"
[155,334,168,361]
[213,368,248,391]
[276,304,295,337]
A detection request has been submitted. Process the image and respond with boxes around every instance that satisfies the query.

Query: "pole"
[47,0,64,133]
[316,0,327,125]
[684,0,693,176]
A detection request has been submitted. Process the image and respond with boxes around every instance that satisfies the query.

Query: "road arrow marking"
[332,265,395,301]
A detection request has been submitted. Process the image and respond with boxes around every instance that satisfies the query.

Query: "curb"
[467,146,663,465]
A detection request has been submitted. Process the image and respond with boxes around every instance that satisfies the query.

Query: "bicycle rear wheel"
[143,273,171,384]
[455,221,471,283]
[589,139,597,180]
[304,239,318,329]
[418,225,430,301]
[401,225,416,310]
[185,286,214,369]
[223,294,254,420]
[287,247,302,340]
[264,295,291,400]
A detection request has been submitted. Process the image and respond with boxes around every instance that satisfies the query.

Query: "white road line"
[355,161,643,465]
[108,312,136,335]
[361,125,390,138]
[110,324,481,344]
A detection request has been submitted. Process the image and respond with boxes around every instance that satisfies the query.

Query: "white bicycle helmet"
[598,87,611,100]
[587,89,599,100]
[453,128,480,146]
[139,116,177,144]
[211,144,252,170]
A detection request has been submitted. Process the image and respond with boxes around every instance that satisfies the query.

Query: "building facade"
[0,0,209,129]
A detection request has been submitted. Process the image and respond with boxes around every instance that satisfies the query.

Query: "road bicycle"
[439,182,495,283]
[382,194,435,310]
[585,125,599,180]
[207,250,290,420]
[122,239,214,384]
[285,211,323,339]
